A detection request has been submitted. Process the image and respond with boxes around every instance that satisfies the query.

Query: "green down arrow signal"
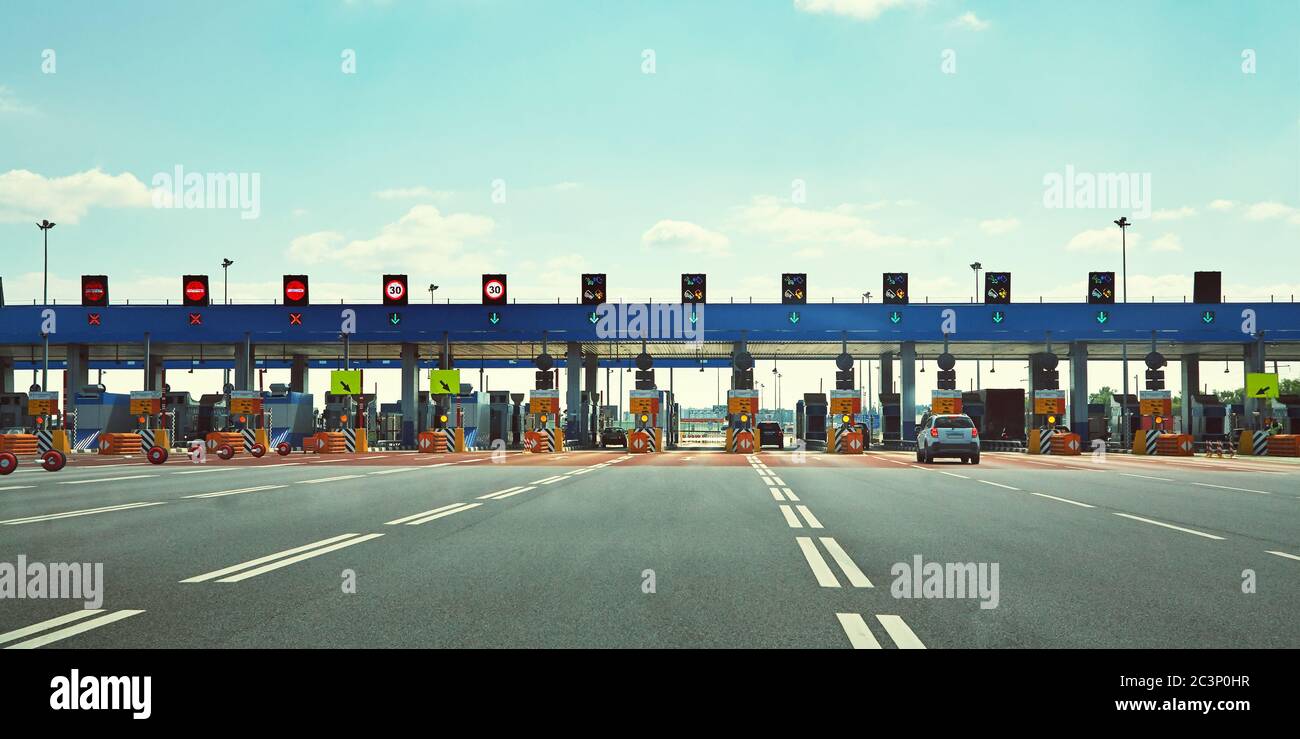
[991,311,1005,324]
[488,312,501,325]
[588,312,599,324]
[888,311,902,324]
[1201,311,1215,324]
[1095,311,1109,324]
[788,312,800,325]
[389,313,402,326]
[689,312,698,324]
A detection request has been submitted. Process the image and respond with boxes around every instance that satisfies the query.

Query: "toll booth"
[73,385,132,451]
[229,390,270,454]
[827,389,865,453]
[0,392,34,430]
[510,393,525,448]
[487,391,511,448]
[197,393,228,437]
[524,389,561,453]
[725,389,758,454]
[1112,394,1142,443]
[1188,394,1228,441]
[978,389,1025,441]
[1132,390,1173,455]
[163,391,203,444]
[796,393,827,451]
[28,391,70,456]
[264,384,314,450]
[961,391,984,433]
[130,390,170,462]
[1087,403,1108,442]
[1274,395,1300,434]
[628,389,664,453]
[324,392,375,431]
[1028,390,1066,454]
[879,392,901,442]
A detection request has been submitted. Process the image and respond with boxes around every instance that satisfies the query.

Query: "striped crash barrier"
[728,428,756,454]
[1238,430,1269,456]
[628,429,660,454]
[0,431,68,473]
[829,426,865,454]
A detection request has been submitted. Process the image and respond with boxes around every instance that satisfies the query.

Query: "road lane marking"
[58,474,159,486]
[367,467,421,475]
[173,467,242,475]
[1191,482,1272,496]
[295,475,363,484]
[836,613,882,649]
[938,471,969,479]
[538,476,566,485]
[4,610,146,650]
[1112,513,1225,540]
[405,503,482,525]
[0,609,105,645]
[782,488,800,502]
[485,486,536,500]
[184,485,288,499]
[819,537,872,587]
[217,534,385,582]
[796,537,841,587]
[480,486,523,499]
[770,488,785,501]
[181,533,365,582]
[386,504,467,524]
[795,505,823,528]
[0,485,35,491]
[977,480,1020,491]
[909,465,934,471]
[1,501,165,526]
[876,615,926,649]
[309,458,349,463]
[1030,492,1095,508]
[531,475,565,485]
[1266,550,1300,562]
[757,475,773,485]
[1120,473,1175,482]
[779,505,802,528]
[768,476,786,486]
[358,455,387,460]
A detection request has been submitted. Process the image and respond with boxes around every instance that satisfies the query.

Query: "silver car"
[916,414,980,464]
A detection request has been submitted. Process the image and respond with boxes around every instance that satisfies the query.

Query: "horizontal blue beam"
[1,302,1294,345]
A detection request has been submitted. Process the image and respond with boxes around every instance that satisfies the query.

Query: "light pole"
[969,262,982,303]
[37,220,56,305]
[428,284,439,303]
[1114,217,1132,450]
[862,291,872,303]
[221,258,234,305]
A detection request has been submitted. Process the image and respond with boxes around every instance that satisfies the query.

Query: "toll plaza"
[3,269,1300,464]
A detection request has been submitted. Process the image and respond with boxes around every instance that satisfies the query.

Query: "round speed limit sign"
[484,279,505,301]
[385,279,406,301]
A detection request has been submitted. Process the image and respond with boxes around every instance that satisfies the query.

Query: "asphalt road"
[1,445,1297,648]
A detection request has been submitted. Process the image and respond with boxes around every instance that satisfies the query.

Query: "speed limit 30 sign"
[383,274,408,306]
[482,274,507,305]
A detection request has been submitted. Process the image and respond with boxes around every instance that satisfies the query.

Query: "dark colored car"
[600,427,627,448]
[757,422,784,449]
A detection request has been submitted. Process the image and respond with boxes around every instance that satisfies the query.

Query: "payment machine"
[131,390,170,464]
[628,389,663,454]
[828,389,865,454]
[725,389,758,454]
[525,389,561,453]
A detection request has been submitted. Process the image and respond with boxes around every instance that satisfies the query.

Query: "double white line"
[385,503,481,526]
[184,485,287,499]
[779,504,823,529]
[180,533,384,583]
[477,486,537,501]
[836,613,926,649]
[797,536,872,588]
[1,609,146,650]
[1,501,165,526]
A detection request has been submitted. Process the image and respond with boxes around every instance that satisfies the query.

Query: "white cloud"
[1243,201,1298,222]
[950,12,990,31]
[1208,199,1236,211]
[546,181,581,192]
[1151,206,1195,221]
[641,220,731,256]
[0,86,34,114]
[730,196,948,249]
[1150,233,1183,252]
[287,204,495,271]
[1065,227,1140,253]
[372,186,452,201]
[793,0,918,21]
[793,247,825,259]
[978,217,1020,235]
[0,168,160,224]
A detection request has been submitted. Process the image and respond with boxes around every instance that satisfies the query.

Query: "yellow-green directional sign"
[1246,372,1279,399]
[330,369,363,395]
[429,369,461,395]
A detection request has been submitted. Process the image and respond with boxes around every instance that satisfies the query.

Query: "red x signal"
[188,313,203,325]
[87,313,101,326]
[288,312,303,326]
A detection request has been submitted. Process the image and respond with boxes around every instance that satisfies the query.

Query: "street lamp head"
[37,220,55,230]
[1113,217,1130,228]
[429,284,439,291]
[969,262,981,271]
[221,258,234,268]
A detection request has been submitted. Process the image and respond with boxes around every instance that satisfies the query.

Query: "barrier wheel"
[216,444,235,460]
[0,452,17,475]
[147,446,169,465]
[41,450,67,472]
[249,443,266,458]
[276,442,292,456]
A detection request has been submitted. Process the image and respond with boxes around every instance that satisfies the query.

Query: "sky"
[2,0,1298,411]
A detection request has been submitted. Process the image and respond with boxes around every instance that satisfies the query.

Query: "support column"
[290,354,309,393]
[583,351,598,446]
[1243,340,1266,427]
[400,343,419,449]
[878,351,894,399]
[0,355,13,394]
[1069,342,1089,440]
[233,335,254,391]
[566,341,581,444]
[1180,353,1200,436]
[899,342,916,439]
[63,344,89,417]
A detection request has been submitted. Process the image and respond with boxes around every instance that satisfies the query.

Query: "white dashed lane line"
[1190,482,1273,496]
[1112,513,1225,541]
[2,609,147,650]
[0,501,166,526]
[1029,492,1095,508]
[796,536,872,588]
